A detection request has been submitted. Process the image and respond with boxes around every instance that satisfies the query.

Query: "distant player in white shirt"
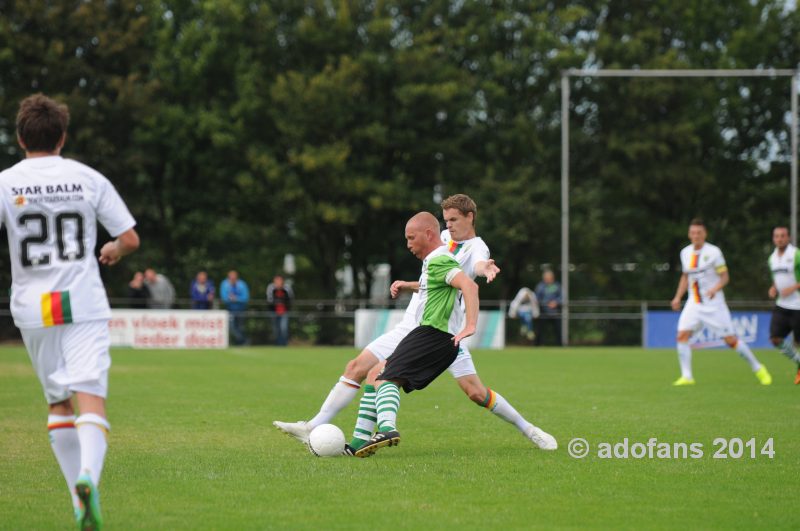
[670,218,771,386]
[2,94,139,530]
[274,194,556,452]
[767,226,800,384]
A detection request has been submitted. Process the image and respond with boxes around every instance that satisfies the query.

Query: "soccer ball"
[308,424,345,457]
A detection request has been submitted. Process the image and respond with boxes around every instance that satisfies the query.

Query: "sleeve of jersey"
[794,251,800,282]
[428,255,462,286]
[96,177,136,237]
[475,239,490,263]
[713,250,728,273]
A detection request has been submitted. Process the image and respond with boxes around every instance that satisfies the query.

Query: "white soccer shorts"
[21,320,112,404]
[366,322,477,378]
[677,302,735,337]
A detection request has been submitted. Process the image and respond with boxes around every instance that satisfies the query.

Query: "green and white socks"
[349,385,377,449]
[778,337,800,364]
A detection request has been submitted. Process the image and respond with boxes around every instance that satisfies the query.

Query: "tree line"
[0,0,798,304]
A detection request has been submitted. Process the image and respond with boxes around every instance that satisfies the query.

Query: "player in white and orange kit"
[1,94,139,529]
[670,219,771,386]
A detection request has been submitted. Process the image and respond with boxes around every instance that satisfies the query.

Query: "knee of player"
[724,336,738,348]
[770,337,783,347]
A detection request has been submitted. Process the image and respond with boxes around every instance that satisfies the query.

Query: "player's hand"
[390,281,405,299]
[99,241,122,266]
[768,286,777,299]
[452,325,476,346]
[670,297,681,311]
[705,289,716,300]
[483,259,500,283]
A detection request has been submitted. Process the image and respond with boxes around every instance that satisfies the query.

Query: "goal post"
[560,68,800,346]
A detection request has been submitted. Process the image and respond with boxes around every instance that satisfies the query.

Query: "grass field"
[1,345,798,530]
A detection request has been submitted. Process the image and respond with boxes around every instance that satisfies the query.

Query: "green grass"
[1,345,798,529]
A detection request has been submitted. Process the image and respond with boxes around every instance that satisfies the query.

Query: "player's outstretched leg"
[458,375,556,450]
[355,382,401,458]
[346,360,387,454]
[727,337,771,385]
[772,336,800,384]
[274,350,379,445]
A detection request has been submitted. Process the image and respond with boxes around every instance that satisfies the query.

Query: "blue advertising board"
[644,310,773,348]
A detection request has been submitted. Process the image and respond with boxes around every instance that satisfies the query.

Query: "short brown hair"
[16,94,69,152]
[689,217,705,228]
[440,194,477,225]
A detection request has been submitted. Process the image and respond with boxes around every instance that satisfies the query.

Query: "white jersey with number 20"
[0,156,135,329]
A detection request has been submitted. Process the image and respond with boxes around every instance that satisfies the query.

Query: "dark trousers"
[535,315,562,346]
[229,310,248,345]
[272,314,289,346]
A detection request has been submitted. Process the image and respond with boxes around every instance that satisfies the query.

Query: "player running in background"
[1,94,140,530]
[670,218,771,386]
[275,194,556,452]
[767,226,800,384]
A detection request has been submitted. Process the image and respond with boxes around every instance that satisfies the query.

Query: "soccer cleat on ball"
[526,425,557,450]
[354,430,401,458]
[273,420,312,445]
[307,424,346,457]
[672,376,695,386]
[342,444,357,457]
[75,473,102,531]
[754,366,772,385]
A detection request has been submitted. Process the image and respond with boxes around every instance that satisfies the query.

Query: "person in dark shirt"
[127,271,149,309]
[534,270,563,346]
[190,271,215,310]
[266,275,294,346]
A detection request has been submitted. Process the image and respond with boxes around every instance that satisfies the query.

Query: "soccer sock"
[75,413,110,486]
[375,382,400,432]
[48,415,81,510]
[734,339,762,372]
[349,385,376,449]
[677,342,693,379]
[308,376,360,429]
[778,338,800,364]
[480,388,531,434]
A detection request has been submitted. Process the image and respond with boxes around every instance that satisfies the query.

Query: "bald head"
[406,211,440,233]
[405,212,442,260]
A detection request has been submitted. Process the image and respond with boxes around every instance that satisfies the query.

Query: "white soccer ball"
[308,424,345,457]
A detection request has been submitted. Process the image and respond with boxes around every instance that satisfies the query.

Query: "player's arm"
[474,259,500,283]
[671,273,688,310]
[449,271,479,346]
[707,268,729,299]
[99,228,139,266]
[389,280,420,299]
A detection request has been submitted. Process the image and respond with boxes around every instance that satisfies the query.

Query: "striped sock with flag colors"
[308,376,360,428]
[481,388,532,433]
[76,413,110,486]
[376,382,400,432]
[349,385,376,449]
[48,415,81,510]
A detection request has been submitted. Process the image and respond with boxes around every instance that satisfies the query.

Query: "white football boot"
[273,420,313,445]
[526,425,557,450]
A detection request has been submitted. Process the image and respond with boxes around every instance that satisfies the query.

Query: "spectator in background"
[144,267,175,309]
[266,275,294,346]
[220,270,250,345]
[190,271,215,310]
[128,271,149,309]
[534,270,563,346]
[508,287,539,342]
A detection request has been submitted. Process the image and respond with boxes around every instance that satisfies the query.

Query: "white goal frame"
[560,68,799,345]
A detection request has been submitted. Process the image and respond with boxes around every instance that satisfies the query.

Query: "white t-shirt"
[399,230,491,326]
[0,156,136,328]
[680,242,727,306]
[768,244,800,310]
